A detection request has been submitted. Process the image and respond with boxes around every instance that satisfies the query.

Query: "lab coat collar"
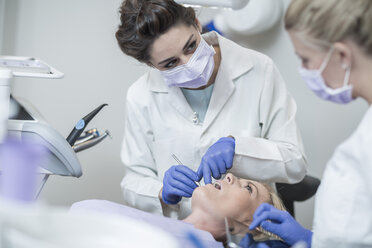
[203,31,254,80]
[148,32,254,93]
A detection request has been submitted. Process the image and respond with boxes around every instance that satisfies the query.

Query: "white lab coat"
[120,32,307,219]
[312,106,372,247]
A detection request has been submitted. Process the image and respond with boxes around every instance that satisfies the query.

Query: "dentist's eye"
[245,184,252,194]
[165,59,178,69]
[187,40,197,52]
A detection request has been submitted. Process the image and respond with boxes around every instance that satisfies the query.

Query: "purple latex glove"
[162,165,200,205]
[249,203,313,248]
[197,137,235,184]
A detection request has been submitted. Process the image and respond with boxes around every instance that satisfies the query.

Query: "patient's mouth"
[214,182,221,190]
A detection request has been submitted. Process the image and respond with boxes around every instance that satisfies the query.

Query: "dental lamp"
[213,0,283,36]
[175,0,282,36]
[175,0,250,10]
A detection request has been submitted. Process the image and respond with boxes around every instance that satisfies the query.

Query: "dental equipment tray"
[0,56,64,78]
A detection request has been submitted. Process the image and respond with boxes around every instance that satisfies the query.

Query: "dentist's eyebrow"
[157,34,194,65]
[158,56,175,65]
[182,34,194,51]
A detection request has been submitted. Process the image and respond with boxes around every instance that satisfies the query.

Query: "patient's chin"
[191,186,213,210]
[192,186,207,200]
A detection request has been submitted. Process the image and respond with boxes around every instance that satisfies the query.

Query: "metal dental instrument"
[73,130,111,153]
[229,218,284,242]
[171,154,183,165]
[224,217,241,248]
[74,128,99,146]
[66,104,108,146]
[171,154,200,187]
[77,128,99,140]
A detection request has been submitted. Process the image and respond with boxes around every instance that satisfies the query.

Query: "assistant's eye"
[245,183,253,194]
[301,58,309,67]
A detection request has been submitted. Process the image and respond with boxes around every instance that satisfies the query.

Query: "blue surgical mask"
[298,47,354,104]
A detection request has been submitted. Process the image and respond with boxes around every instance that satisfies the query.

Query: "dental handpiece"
[74,129,99,146]
[66,104,108,146]
[171,154,200,187]
[73,130,111,153]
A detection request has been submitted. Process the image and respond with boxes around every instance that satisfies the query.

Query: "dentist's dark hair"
[115,0,197,64]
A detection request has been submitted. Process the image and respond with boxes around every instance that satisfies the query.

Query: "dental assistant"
[116,0,307,219]
[242,0,372,247]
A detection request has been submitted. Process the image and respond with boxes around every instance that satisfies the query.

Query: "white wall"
[2,0,368,229]
[0,0,5,52]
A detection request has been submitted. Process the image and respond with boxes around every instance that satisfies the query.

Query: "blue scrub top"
[181,84,214,123]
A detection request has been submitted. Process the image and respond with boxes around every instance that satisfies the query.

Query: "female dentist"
[242,0,372,247]
[116,0,307,219]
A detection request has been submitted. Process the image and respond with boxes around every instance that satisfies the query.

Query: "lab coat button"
[192,116,198,124]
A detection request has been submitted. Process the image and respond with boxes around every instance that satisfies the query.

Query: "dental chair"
[276,175,321,217]
[0,197,180,248]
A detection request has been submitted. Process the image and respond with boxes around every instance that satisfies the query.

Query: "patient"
[70,173,285,247]
[184,173,285,241]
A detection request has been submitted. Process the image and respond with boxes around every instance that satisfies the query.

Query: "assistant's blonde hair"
[285,0,372,55]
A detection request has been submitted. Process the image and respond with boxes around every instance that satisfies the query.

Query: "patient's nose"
[223,173,235,184]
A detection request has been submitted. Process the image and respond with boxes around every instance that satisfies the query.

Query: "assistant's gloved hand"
[161,165,200,205]
[197,137,235,184]
[249,203,313,248]
[240,233,289,248]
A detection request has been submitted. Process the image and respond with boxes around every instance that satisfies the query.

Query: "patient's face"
[192,173,270,224]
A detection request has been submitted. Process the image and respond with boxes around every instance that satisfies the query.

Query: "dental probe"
[171,154,200,187]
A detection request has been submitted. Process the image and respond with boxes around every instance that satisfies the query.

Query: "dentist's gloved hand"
[197,137,235,184]
[240,233,289,248]
[161,165,200,205]
[249,203,313,248]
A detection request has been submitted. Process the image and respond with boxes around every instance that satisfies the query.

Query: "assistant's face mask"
[298,47,354,104]
[160,37,216,89]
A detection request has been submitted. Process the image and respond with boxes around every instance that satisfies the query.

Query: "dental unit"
[0,56,110,199]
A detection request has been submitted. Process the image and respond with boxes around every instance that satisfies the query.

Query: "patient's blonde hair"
[285,0,372,55]
[250,183,286,241]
